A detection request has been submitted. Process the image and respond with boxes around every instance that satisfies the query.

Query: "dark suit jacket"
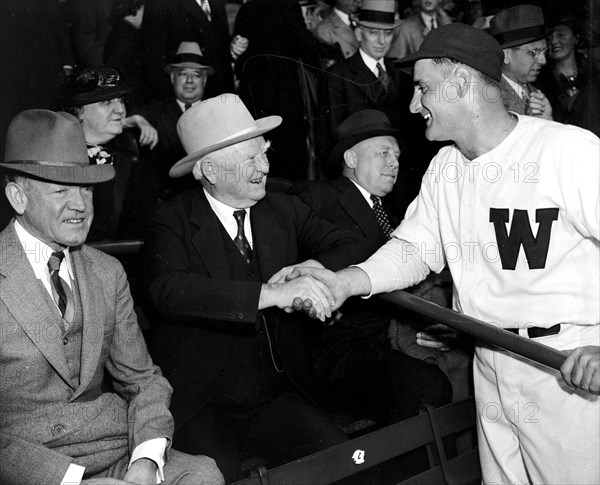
[142,0,233,100]
[144,189,370,426]
[0,222,173,483]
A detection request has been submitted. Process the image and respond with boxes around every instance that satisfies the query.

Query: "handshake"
[260,260,370,321]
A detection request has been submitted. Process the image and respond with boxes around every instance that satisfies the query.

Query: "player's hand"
[416,323,458,352]
[267,259,324,284]
[560,345,600,395]
[526,91,553,120]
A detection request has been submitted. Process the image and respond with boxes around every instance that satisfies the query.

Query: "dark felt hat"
[328,109,400,166]
[489,5,548,48]
[0,110,115,184]
[395,22,504,82]
[61,67,132,107]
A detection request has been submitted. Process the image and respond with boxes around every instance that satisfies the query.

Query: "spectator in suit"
[291,109,452,424]
[142,0,247,100]
[144,94,372,482]
[489,4,553,119]
[389,0,452,59]
[136,42,213,199]
[61,67,158,241]
[313,0,361,59]
[318,0,411,177]
[0,109,224,485]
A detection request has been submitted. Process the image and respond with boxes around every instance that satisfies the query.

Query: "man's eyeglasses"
[515,47,548,60]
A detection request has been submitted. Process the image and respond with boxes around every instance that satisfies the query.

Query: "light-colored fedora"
[170,94,282,178]
[357,0,402,30]
[0,110,115,184]
[164,41,215,76]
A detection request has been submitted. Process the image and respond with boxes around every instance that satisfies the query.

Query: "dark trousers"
[317,344,453,424]
[174,391,348,482]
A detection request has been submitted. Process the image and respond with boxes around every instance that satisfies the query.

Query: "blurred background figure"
[313,0,361,60]
[72,0,114,68]
[537,15,600,136]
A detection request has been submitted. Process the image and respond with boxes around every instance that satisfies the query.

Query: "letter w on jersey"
[489,208,559,270]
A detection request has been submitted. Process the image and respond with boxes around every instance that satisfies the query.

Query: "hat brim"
[164,63,215,76]
[0,161,116,184]
[357,20,403,30]
[328,127,401,167]
[495,29,551,48]
[169,115,283,178]
[62,86,134,107]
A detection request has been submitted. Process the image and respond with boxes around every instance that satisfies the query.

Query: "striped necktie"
[371,195,393,239]
[48,251,71,318]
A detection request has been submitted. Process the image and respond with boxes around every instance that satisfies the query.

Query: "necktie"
[376,62,390,93]
[233,210,252,264]
[371,195,393,239]
[430,17,437,30]
[522,83,530,102]
[184,103,192,111]
[48,251,71,318]
[199,0,211,20]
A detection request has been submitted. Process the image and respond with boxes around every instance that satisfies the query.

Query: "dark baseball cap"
[395,23,504,82]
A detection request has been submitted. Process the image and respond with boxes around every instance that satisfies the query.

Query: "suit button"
[218,370,225,377]
[63,337,68,345]
[237,313,244,320]
[51,424,66,436]
[228,312,235,319]
[248,271,254,277]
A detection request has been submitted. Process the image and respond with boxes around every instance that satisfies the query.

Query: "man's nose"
[69,189,89,211]
[409,90,422,114]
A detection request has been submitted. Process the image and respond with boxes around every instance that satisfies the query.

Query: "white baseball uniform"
[358,114,600,484]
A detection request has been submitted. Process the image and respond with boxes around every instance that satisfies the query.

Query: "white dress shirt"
[204,188,254,248]
[359,48,385,77]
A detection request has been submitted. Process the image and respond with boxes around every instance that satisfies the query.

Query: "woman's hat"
[61,67,132,107]
[489,5,548,48]
[163,41,215,76]
[328,109,400,166]
[170,94,282,178]
[0,110,115,184]
[357,0,403,30]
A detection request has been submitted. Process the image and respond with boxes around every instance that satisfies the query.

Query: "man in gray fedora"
[0,109,223,484]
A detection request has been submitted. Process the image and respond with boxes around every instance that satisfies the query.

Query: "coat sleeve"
[100,256,175,452]
[0,432,73,485]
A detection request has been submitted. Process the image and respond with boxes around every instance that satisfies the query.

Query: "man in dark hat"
[290,109,452,425]
[490,4,553,119]
[61,67,158,241]
[144,94,371,482]
[136,41,214,199]
[0,109,224,484]
[288,22,600,484]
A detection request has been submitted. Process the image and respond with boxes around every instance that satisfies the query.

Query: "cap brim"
[169,115,282,178]
[328,127,401,167]
[0,161,116,184]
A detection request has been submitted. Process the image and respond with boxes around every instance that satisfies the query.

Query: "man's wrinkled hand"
[230,35,249,59]
[268,259,324,284]
[527,91,553,120]
[266,275,335,321]
[560,345,600,395]
[416,323,458,352]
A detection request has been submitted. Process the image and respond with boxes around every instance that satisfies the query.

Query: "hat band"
[494,25,546,46]
[172,53,206,65]
[359,9,396,25]
[339,121,395,140]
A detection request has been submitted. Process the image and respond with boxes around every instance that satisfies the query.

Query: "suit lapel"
[334,178,383,241]
[70,246,106,400]
[0,224,74,387]
[181,0,210,25]
[349,54,382,104]
[190,190,232,281]
[251,198,288,281]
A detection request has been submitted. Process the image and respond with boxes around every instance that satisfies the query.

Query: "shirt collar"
[359,49,384,76]
[13,219,73,280]
[334,8,351,26]
[420,12,437,28]
[175,99,201,112]
[203,188,253,246]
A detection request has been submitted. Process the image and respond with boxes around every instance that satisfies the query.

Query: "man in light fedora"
[143,94,371,482]
[137,41,214,199]
[0,109,224,484]
[290,109,453,425]
[318,0,411,174]
[490,4,553,119]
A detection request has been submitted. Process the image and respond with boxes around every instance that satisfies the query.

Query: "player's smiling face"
[410,59,454,142]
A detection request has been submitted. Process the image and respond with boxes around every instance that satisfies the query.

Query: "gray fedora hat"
[1,110,115,184]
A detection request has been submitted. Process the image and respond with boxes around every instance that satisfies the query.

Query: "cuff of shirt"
[61,463,85,485]
[129,437,168,483]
